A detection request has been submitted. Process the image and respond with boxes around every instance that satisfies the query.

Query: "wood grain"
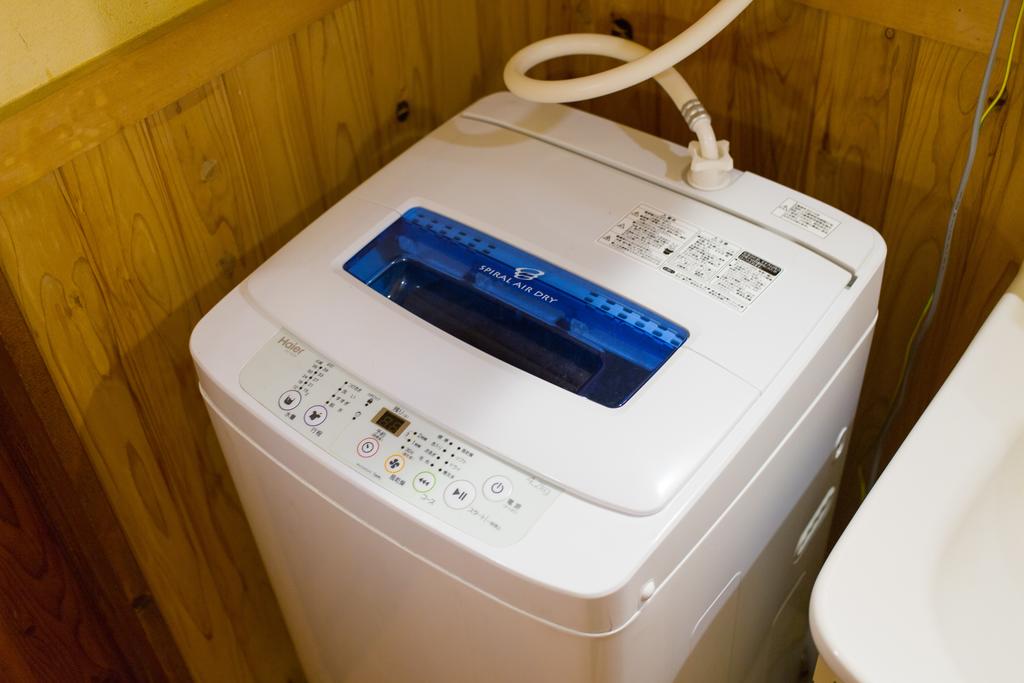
[803,16,917,228]
[292,4,383,207]
[796,0,1016,61]
[0,2,549,679]
[0,147,305,679]
[0,0,355,201]
[741,0,826,188]
[0,262,189,682]
[474,0,562,93]
[0,417,127,682]
[936,48,1024,354]
[547,0,665,134]
[812,655,844,682]
[849,41,998,483]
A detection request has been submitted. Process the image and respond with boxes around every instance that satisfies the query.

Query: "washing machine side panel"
[728,325,874,683]
[206,408,331,681]
[591,316,876,683]
[733,461,838,683]
[624,257,882,619]
[207,401,605,683]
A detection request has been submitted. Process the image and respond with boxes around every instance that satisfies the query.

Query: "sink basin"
[810,272,1024,682]
[934,427,1024,681]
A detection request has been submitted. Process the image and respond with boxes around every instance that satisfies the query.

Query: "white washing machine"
[191,94,884,683]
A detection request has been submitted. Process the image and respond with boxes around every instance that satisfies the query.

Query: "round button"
[443,480,476,509]
[356,437,379,458]
[412,471,436,492]
[483,475,512,502]
[303,405,327,426]
[278,390,302,411]
[384,453,405,474]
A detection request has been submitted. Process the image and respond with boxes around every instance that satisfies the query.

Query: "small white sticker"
[599,204,781,312]
[772,198,840,237]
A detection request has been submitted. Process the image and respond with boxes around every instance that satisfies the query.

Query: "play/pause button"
[443,480,476,509]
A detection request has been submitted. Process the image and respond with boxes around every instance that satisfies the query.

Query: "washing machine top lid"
[343,206,687,409]
[243,102,862,515]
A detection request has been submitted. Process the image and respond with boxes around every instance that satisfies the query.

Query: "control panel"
[240,330,561,546]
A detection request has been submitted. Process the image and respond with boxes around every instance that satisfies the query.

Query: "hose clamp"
[681,99,711,129]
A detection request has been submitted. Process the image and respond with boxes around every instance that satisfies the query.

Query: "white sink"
[810,271,1024,682]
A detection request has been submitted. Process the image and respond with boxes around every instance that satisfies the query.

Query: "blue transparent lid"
[343,207,687,408]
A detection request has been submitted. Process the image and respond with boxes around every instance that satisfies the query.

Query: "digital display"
[372,407,410,436]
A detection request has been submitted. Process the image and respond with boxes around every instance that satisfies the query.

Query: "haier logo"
[513,267,545,281]
[277,336,304,356]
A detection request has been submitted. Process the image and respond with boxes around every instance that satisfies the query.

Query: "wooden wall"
[0,269,189,681]
[0,0,1020,680]
[0,1,553,679]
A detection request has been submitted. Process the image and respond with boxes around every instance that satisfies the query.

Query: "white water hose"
[503,0,754,190]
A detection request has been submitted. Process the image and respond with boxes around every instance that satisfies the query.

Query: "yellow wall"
[0,0,209,107]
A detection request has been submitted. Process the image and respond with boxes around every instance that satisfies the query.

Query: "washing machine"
[190,93,885,683]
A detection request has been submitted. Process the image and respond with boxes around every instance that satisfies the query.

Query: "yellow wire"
[892,293,932,404]
[894,0,1021,433]
[982,0,1024,123]
[861,2,1023,499]
[896,0,1022,407]
[891,0,1020,405]
[897,1,1023,416]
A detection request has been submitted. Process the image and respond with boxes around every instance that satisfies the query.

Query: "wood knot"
[395,100,410,123]
[131,594,154,611]
[611,17,633,41]
[200,158,218,182]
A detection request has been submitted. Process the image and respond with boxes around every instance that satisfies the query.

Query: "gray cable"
[866,0,1013,487]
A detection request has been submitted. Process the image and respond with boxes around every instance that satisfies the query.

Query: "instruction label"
[599,204,782,312]
[772,198,839,237]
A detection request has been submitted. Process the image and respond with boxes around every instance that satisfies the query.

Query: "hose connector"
[686,139,734,191]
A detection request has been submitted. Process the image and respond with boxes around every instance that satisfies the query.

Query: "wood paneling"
[0,406,130,682]
[0,0,1021,679]
[0,0,356,200]
[813,655,844,682]
[850,40,995,488]
[804,15,917,229]
[0,266,187,680]
[0,1,561,679]
[797,0,1020,60]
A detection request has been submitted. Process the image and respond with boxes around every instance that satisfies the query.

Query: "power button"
[483,475,512,502]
